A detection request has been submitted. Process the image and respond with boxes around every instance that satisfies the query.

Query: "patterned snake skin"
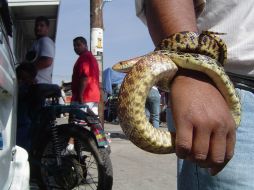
[112,32,241,154]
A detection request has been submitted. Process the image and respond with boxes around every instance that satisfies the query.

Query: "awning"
[8,0,60,41]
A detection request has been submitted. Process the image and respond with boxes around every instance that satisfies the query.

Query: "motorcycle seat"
[29,84,61,101]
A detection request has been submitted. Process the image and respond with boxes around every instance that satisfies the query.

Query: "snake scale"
[112,31,241,154]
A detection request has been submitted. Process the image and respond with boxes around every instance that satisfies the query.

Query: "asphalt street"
[30,119,177,190]
[104,122,177,190]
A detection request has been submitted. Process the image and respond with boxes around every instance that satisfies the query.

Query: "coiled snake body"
[112,32,241,154]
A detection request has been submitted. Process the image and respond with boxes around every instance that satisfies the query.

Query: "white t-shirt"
[30,36,55,84]
[135,0,254,77]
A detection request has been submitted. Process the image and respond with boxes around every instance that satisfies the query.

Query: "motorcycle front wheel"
[33,124,113,190]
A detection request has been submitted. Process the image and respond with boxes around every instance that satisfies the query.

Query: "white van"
[0,0,29,189]
[0,0,60,189]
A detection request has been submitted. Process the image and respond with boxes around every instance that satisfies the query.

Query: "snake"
[112,31,241,154]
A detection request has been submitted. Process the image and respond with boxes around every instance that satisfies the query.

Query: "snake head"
[112,52,158,73]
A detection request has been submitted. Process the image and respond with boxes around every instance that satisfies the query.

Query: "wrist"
[155,31,227,66]
[173,68,216,87]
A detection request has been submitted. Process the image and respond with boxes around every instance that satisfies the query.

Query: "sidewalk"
[104,122,177,190]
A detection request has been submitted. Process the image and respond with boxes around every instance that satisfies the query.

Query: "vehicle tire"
[31,124,113,190]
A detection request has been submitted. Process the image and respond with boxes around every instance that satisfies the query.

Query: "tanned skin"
[145,0,236,175]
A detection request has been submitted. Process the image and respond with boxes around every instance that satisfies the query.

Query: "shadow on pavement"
[109,132,128,140]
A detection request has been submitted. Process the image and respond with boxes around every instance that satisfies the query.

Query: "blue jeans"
[167,89,254,190]
[145,88,161,128]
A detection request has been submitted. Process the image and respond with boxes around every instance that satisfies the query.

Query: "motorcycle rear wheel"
[33,124,113,190]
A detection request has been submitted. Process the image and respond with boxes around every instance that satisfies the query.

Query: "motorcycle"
[28,84,113,190]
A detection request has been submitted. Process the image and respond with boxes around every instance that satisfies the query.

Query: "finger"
[191,126,211,162]
[175,120,193,159]
[210,118,236,175]
[209,159,229,176]
[225,128,236,161]
[209,130,236,175]
[209,128,227,165]
[199,132,234,171]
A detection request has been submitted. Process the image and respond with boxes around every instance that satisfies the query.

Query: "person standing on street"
[17,16,55,151]
[145,86,161,128]
[62,36,100,155]
[71,36,100,114]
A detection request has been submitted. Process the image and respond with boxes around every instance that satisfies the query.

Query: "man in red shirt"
[62,37,100,155]
[71,36,100,115]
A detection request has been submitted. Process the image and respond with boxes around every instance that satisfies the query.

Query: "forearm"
[145,0,198,45]
[36,57,53,70]
[145,1,209,80]
[77,77,87,103]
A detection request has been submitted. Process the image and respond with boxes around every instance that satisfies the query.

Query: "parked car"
[0,1,29,189]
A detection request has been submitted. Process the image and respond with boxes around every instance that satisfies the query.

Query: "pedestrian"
[71,36,100,114]
[17,16,55,151]
[135,0,254,189]
[26,16,55,84]
[145,86,161,128]
[62,36,100,155]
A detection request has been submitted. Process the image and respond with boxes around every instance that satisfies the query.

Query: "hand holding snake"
[113,31,241,175]
[171,68,236,175]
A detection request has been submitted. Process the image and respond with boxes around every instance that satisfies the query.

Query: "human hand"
[170,69,236,175]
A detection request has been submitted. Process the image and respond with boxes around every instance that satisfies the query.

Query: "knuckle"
[210,119,225,130]
[193,152,207,161]
[225,151,234,161]
[228,118,236,130]
[211,120,229,136]
[213,115,236,133]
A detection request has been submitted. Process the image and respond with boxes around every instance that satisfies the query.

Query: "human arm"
[75,56,91,104]
[77,76,87,104]
[145,0,198,45]
[144,0,236,175]
[36,37,55,70]
[36,56,53,70]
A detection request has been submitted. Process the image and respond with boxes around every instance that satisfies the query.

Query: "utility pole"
[90,0,104,126]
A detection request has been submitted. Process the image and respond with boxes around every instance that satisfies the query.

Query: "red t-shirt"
[71,51,100,103]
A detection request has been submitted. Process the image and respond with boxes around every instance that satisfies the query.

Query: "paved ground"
[30,119,177,190]
[104,122,177,190]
